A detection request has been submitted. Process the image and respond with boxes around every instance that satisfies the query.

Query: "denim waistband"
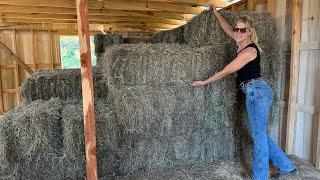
[241,79,269,93]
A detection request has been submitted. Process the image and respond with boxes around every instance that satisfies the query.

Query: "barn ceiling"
[0,0,243,35]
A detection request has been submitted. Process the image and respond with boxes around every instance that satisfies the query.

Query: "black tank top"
[237,43,261,82]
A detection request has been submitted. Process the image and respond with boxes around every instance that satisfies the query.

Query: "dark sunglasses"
[233,28,248,33]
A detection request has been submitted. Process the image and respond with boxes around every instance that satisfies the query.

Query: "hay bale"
[0,98,65,179]
[100,43,237,174]
[102,43,229,86]
[61,99,119,178]
[149,26,184,44]
[20,69,108,103]
[94,34,125,68]
[0,110,16,178]
[183,10,235,47]
[123,37,149,44]
[94,34,124,55]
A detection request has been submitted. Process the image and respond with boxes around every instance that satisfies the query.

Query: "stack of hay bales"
[147,9,282,149]
[100,43,237,174]
[0,9,281,179]
[0,98,119,179]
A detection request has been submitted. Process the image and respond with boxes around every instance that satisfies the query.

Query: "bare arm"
[210,4,235,40]
[190,47,257,87]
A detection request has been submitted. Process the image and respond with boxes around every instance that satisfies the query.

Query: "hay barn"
[0,0,319,179]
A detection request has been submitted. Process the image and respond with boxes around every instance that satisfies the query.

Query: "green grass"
[60,36,97,69]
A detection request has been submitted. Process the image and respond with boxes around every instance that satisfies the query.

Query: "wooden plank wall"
[0,30,61,114]
[291,0,320,167]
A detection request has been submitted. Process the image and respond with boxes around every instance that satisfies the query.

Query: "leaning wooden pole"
[0,40,33,75]
[76,0,98,179]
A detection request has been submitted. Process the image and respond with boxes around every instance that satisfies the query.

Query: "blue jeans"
[244,80,296,180]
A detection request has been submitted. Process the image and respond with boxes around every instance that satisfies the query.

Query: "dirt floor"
[103,155,320,180]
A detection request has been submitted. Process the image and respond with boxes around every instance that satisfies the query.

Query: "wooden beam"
[12,29,20,105]
[231,5,238,12]
[76,0,98,179]
[300,41,320,50]
[3,18,179,29]
[296,103,318,115]
[48,30,54,69]
[56,34,61,69]
[6,18,83,24]
[0,44,4,114]
[316,112,320,169]
[2,88,18,94]
[31,29,37,71]
[267,0,276,17]
[0,24,162,35]
[0,63,60,69]
[0,0,204,14]
[0,0,238,9]
[163,0,242,7]
[1,13,187,26]
[0,5,194,21]
[0,40,33,74]
[247,0,256,12]
[286,0,302,154]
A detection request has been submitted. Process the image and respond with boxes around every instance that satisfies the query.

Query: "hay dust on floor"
[103,156,320,180]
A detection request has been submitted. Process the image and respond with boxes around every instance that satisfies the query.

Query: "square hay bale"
[123,37,149,44]
[20,69,108,103]
[94,34,124,55]
[183,10,236,47]
[0,98,65,179]
[149,26,185,44]
[61,99,120,178]
[0,111,16,178]
[95,34,125,68]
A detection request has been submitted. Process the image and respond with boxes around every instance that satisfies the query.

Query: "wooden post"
[247,0,256,12]
[0,54,4,114]
[316,112,320,169]
[56,34,62,69]
[31,29,37,71]
[76,0,98,179]
[231,5,238,12]
[12,29,20,105]
[48,30,54,69]
[0,40,33,74]
[286,0,302,154]
[267,0,276,17]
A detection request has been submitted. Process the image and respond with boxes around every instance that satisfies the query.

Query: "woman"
[189,4,296,180]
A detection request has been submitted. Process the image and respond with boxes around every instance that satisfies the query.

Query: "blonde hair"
[236,15,263,53]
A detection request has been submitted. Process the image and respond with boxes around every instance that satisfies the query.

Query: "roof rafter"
[0,0,248,35]
[0,0,205,14]
[0,12,187,26]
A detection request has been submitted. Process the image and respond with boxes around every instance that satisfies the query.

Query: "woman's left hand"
[189,81,206,87]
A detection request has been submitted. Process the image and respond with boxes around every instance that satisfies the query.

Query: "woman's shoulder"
[247,43,260,55]
[237,46,258,61]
